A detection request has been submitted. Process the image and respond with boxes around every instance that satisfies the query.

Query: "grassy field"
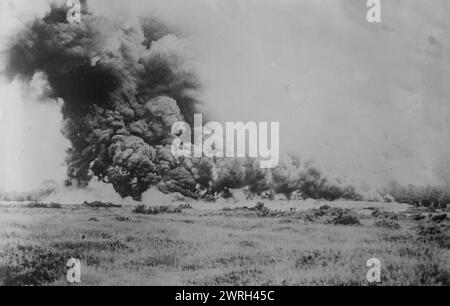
[0,200,448,286]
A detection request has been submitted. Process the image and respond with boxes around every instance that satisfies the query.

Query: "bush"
[300,206,360,226]
[132,205,182,215]
[0,245,67,286]
[27,202,62,209]
[333,212,360,226]
[83,201,122,208]
[416,222,449,248]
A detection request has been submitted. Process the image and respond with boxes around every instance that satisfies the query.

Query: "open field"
[0,200,448,286]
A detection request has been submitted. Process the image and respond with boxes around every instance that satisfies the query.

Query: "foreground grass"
[0,202,448,286]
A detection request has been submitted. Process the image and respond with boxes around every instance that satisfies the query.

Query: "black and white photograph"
[0,0,449,290]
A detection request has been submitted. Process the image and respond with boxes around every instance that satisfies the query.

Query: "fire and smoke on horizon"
[0,0,449,201]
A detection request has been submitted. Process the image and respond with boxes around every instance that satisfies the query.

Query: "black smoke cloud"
[5,2,201,200]
[3,1,367,203]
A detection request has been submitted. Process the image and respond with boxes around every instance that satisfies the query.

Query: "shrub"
[300,206,361,226]
[0,245,67,286]
[27,202,62,209]
[132,205,182,215]
[333,212,360,226]
[83,201,122,208]
[416,223,449,248]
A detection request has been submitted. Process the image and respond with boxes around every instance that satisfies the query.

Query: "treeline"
[383,181,450,208]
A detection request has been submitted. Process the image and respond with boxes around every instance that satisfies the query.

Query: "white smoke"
[43,180,140,205]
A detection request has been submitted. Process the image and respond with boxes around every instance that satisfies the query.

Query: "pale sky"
[0,0,449,191]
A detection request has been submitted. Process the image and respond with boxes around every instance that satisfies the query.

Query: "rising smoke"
[2,0,448,203]
[5,2,201,200]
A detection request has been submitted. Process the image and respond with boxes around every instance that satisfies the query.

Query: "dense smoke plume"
[3,0,448,204]
[5,3,201,200]
[0,1,384,203]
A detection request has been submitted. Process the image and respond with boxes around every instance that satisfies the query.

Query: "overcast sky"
[0,0,449,191]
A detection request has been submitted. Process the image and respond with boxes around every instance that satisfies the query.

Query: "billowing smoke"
[3,0,448,204]
[5,2,201,200]
[0,1,383,203]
